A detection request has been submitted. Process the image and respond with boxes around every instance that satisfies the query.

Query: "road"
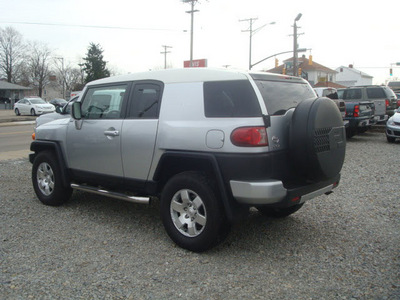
[0,123,35,161]
[1,131,399,299]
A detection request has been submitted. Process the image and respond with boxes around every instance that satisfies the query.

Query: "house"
[335,65,373,87]
[0,80,32,108]
[267,55,338,87]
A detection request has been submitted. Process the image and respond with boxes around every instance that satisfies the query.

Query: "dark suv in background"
[342,85,397,121]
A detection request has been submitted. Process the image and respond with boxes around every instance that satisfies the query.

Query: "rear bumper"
[374,115,388,124]
[230,173,340,207]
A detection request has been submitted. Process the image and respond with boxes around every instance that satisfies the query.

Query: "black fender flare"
[154,151,247,222]
[30,140,71,188]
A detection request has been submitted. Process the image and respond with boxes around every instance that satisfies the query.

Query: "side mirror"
[72,102,82,120]
[55,106,62,113]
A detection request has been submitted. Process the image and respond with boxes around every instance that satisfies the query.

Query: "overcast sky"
[1,0,399,84]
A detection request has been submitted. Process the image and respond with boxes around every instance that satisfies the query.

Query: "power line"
[0,21,178,32]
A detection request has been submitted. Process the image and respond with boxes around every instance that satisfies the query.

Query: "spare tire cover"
[289,97,346,181]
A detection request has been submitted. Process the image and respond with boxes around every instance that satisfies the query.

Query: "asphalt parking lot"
[1,131,399,299]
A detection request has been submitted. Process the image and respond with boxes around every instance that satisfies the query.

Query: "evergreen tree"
[82,43,110,83]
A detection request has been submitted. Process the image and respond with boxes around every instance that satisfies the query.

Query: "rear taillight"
[231,127,268,147]
[385,99,389,107]
[354,105,360,117]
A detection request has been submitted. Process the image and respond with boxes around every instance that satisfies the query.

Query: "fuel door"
[206,130,225,149]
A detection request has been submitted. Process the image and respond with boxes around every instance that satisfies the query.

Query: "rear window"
[343,89,362,101]
[366,88,386,99]
[253,80,315,115]
[204,80,261,117]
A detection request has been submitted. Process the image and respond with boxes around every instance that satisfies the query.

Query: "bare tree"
[28,42,53,97]
[0,26,25,83]
[53,58,83,98]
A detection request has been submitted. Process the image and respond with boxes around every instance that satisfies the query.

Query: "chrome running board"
[71,183,150,204]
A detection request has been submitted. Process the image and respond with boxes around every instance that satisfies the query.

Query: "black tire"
[387,136,396,143]
[30,108,36,116]
[257,203,304,218]
[14,108,20,116]
[346,128,356,139]
[290,97,346,181]
[160,172,230,252]
[32,151,72,206]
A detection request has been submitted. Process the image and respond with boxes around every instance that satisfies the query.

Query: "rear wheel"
[257,203,304,218]
[346,128,356,138]
[30,108,36,116]
[14,108,20,116]
[160,172,230,252]
[32,151,72,206]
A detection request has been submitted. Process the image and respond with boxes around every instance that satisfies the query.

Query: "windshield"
[30,99,46,104]
[253,80,316,115]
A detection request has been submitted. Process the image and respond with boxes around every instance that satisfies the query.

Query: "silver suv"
[341,85,397,122]
[30,69,346,252]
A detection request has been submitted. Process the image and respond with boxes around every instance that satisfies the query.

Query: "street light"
[240,19,276,70]
[250,48,308,70]
[293,13,302,76]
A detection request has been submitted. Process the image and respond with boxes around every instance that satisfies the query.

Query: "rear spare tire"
[289,97,346,181]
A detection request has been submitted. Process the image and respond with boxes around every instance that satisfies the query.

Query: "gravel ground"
[1,131,399,299]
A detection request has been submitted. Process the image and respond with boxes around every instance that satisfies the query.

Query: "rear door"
[20,99,29,114]
[121,82,162,182]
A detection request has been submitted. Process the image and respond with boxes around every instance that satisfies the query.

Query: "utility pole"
[182,0,199,67]
[292,13,302,76]
[240,18,257,70]
[240,18,275,70]
[161,45,172,69]
[55,57,65,98]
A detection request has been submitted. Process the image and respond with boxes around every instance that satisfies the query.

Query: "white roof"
[87,68,305,86]
[87,68,248,86]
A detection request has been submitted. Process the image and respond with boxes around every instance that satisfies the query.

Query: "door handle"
[104,130,119,137]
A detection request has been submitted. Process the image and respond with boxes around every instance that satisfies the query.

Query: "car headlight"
[387,118,394,125]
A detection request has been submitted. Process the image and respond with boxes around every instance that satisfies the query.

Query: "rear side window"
[343,89,362,101]
[204,80,261,117]
[128,83,162,119]
[366,88,386,99]
[254,80,315,115]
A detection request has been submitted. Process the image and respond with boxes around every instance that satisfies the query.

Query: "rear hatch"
[250,73,316,151]
[366,87,387,118]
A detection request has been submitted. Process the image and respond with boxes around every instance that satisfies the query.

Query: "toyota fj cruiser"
[30,68,346,252]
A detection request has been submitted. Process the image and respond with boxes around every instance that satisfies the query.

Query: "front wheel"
[160,172,230,252]
[32,151,72,206]
[30,108,36,116]
[387,136,396,143]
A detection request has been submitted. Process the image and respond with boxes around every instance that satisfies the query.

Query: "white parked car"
[386,107,400,143]
[14,97,55,116]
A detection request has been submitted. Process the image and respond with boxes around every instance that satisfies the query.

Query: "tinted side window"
[128,83,162,119]
[254,80,315,115]
[366,88,386,99]
[204,80,261,117]
[343,89,362,100]
[81,84,128,119]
